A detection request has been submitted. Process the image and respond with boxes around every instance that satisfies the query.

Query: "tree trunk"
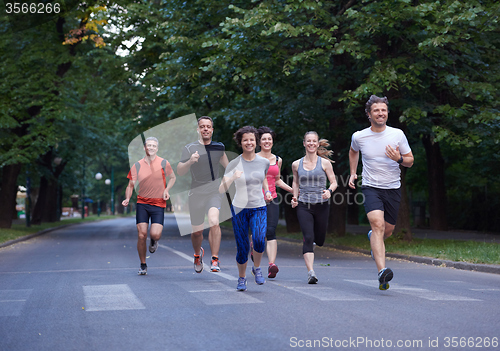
[0,163,22,228]
[328,167,346,236]
[394,167,412,241]
[43,177,59,222]
[422,134,448,230]
[328,193,346,236]
[284,198,301,233]
[31,150,66,224]
[347,189,359,225]
[31,176,48,225]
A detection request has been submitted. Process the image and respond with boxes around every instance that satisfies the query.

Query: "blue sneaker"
[378,267,393,290]
[237,277,247,291]
[367,230,374,260]
[251,267,265,285]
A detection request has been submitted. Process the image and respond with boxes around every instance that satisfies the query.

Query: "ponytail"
[318,139,334,163]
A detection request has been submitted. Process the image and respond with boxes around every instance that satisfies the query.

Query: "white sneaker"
[307,270,318,284]
[194,247,204,273]
[138,264,147,275]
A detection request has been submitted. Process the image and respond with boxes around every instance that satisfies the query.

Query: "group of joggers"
[122,95,414,291]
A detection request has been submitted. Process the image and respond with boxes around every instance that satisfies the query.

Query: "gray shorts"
[188,191,222,226]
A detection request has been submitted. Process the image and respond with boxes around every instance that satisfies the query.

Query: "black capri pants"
[266,197,280,241]
[296,201,330,254]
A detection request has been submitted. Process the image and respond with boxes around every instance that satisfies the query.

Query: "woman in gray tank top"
[291,131,337,284]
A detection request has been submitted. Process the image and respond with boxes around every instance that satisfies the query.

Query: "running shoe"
[251,266,265,285]
[194,247,204,273]
[307,270,318,284]
[378,267,394,290]
[210,256,221,272]
[367,230,374,260]
[268,263,279,278]
[138,263,147,275]
[237,277,247,291]
[149,239,158,254]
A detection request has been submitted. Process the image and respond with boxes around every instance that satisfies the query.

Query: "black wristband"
[328,189,333,195]
[397,155,404,164]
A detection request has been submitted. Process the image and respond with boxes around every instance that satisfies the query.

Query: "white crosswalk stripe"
[269,281,373,301]
[176,280,264,305]
[83,284,145,312]
[0,289,32,316]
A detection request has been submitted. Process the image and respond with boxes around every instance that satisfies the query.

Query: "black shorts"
[136,203,164,225]
[188,192,222,226]
[361,186,401,225]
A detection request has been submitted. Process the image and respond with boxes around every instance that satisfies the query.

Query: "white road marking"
[269,281,373,301]
[159,244,237,281]
[0,289,32,316]
[177,280,264,305]
[345,280,481,301]
[83,284,145,312]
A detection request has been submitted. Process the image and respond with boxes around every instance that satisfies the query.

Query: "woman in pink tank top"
[257,126,293,279]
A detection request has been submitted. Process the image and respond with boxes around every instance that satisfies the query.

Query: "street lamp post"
[111,165,115,215]
[81,162,85,220]
[105,178,111,215]
[95,173,102,217]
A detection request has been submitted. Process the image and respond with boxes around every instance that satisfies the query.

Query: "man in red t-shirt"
[122,137,176,275]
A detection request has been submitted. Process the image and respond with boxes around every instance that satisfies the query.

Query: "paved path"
[1,216,499,351]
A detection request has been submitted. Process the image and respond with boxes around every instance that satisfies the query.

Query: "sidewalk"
[279,219,500,243]
[345,224,500,244]
[276,220,500,275]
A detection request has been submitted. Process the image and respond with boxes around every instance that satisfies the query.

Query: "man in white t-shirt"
[348,95,414,290]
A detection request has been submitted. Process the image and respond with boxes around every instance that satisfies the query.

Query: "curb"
[332,245,500,275]
[0,223,80,249]
[0,218,121,249]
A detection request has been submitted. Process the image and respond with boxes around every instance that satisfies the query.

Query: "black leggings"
[296,201,330,254]
[266,197,279,241]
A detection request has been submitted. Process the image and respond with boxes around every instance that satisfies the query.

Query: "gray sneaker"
[138,263,147,275]
[307,270,318,284]
[149,239,158,254]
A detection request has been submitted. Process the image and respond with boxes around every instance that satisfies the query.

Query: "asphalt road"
[1,216,499,351]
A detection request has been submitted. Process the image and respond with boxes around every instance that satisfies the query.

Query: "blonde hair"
[303,131,334,163]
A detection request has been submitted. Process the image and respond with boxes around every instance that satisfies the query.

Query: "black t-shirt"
[180,141,226,194]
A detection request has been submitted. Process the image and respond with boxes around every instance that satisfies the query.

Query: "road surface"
[1,216,499,350]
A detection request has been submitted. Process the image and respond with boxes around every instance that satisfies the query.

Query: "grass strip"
[221,221,500,265]
[0,215,129,245]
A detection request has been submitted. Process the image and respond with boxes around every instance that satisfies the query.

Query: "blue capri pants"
[231,206,267,264]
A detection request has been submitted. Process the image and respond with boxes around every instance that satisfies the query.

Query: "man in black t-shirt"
[177,116,229,273]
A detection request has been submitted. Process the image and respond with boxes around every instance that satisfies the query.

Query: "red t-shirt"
[127,156,173,208]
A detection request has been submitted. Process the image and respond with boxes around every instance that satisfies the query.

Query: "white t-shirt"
[351,126,411,189]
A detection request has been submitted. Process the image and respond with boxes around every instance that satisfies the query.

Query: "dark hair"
[365,95,389,115]
[303,131,334,163]
[257,126,276,144]
[197,116,213,126]
[233,126,259,148]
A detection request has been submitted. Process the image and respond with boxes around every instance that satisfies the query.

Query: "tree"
[0,3,139,227]
[108,0,500,235]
